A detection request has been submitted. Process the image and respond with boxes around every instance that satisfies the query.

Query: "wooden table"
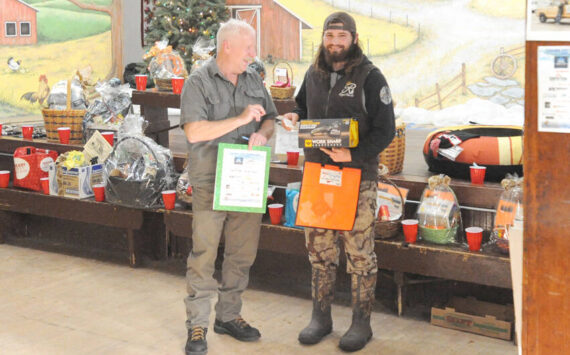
[131,89,297,148]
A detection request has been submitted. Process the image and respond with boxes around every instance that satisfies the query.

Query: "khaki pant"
[185,185,262,328]
[304,180,378,275]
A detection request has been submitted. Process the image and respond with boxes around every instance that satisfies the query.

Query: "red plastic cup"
[470,165,486,185]
[22,125,34,139]
[402,219,419,243]
[465,227,483,251]
[0,170,10,188]
[101,131,114,146]
[57,127,71,144]
[162,190,176,210]
[135,74,148,91]
[40,177,50,195]
[0,123,3,136]
[268,203,284,225]
[92,184,105,202]
[286,151,300,166]
[171,77,185,94]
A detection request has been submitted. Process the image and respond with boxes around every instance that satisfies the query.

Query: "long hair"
[313,35,364,75]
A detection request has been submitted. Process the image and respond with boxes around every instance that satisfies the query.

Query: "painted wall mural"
[0,0,113,124]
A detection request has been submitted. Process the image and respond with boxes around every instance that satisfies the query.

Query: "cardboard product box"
[431,296,514,340]
[48,162,104,199]
[298,118,358,148]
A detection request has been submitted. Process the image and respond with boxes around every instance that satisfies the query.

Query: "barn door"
[235,8,260,57]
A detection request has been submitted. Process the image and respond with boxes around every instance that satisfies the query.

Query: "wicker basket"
[379,120,406,174]
[42,79,85,145]
[269,62,296,99]
[154,77,173,91]
[374,165,405,239]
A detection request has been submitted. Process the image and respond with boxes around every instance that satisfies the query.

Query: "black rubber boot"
[298,267,336,345]
[339,273,376,352]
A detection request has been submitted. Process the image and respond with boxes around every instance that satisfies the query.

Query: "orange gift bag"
[295,162,361,231]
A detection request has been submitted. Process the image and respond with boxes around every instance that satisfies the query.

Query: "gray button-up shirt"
[180,58,277,187]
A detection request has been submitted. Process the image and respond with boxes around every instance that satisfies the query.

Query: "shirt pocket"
[244,88,266,106]
[205,93,230,121]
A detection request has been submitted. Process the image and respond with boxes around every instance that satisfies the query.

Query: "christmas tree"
[144,0,229,70]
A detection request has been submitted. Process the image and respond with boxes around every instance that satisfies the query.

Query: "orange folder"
[295,162,361,231]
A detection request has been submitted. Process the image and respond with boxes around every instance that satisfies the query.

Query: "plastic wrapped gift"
[144,40,188,90]
[103,114,177,209]
[176,154,192,205]
[84,78,131,141]
[490,174,523,254]
[191,37,216,73]
[416,174,462,244]
[47,78,88,110]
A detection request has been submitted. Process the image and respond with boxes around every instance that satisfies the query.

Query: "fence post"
[389,11,392,23]
[415,98,419,107]
[436,83,442,109]
[461,63,467,95]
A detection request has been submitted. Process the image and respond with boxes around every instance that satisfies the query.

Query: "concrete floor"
[0,244,516,355]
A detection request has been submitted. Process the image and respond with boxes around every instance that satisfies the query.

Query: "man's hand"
[282,112,299,129]
[239,104,266,124]
[320,147,352,162]
[248,131,268,149]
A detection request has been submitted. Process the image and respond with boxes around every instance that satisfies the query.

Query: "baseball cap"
[323,12,356,33]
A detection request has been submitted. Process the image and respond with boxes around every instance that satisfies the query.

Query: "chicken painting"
[21,75,50,105]
[7,57,21,72]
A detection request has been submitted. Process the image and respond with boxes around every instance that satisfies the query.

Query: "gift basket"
[175,154,193,206]
[490,174,523,254]
[374,164,405,239]
[103,114,177,208]
[270,62,296,99]
[190,37,216,73]
[416,174,462,244]
[42,77,88,144]
[378,119,405,175]
[144,40,188,91]
[83,78,131,141]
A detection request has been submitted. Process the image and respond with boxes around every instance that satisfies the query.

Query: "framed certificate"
[213,143,271,213]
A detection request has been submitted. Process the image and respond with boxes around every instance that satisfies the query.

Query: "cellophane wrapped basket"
[416,174,462,244]
[490,174,523,254]
[42,79,86,144]
[103,114,177,209]
[374,164,405,239]
[379,120,405,174]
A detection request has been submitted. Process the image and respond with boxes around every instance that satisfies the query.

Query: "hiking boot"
[214,317,261,342]
[339,273,376,352]
[185,326,207,355]
[298,267,336,345]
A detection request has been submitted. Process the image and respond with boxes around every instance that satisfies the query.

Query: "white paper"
[319,168,342,187]
[218,148,268,208]
[537,46,570,133]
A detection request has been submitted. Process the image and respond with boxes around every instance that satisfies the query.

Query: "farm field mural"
[0,0,113,124]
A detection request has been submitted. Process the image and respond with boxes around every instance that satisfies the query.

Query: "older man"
[180,19,277,355]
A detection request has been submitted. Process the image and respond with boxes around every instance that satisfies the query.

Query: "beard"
[323,44,351,66]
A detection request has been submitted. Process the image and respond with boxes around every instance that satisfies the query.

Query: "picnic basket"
[270,62,296,99]
[378,120,405,174]
[42,79,85,145]
[374,164,404,239]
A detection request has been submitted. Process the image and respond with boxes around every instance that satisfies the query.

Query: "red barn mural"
[226,0,312,61]
[0,0,38,45]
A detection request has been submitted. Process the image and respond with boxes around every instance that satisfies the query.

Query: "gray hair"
[216,19,255,53]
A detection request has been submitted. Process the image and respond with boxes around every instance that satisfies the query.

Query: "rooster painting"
[21,75,50,105]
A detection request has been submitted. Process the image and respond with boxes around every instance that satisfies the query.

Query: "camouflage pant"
[305,180,378,275]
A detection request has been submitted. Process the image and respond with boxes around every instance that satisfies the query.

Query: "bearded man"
[283,12,395,352]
